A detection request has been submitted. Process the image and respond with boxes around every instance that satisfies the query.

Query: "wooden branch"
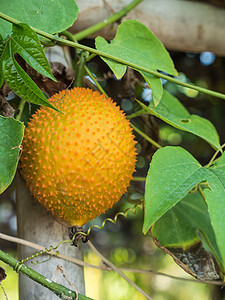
[1,232,224,286]
[69,0,225,56]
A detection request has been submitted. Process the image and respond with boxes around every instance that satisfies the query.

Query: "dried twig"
[87,240,152,300]
[55,265,78,300]
[0,282,8,300]
[0,232,223,286]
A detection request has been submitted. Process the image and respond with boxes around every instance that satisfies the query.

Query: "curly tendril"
[71,203,143,243]
[14,203,143,271]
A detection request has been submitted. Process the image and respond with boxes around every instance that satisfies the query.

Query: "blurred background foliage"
[0,45,225,299]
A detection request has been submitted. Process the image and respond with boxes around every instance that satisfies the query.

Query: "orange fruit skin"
[20,88,137,226]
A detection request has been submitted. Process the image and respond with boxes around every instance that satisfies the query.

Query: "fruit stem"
[73,0,144,41]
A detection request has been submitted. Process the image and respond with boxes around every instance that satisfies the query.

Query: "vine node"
[69,226,90,247]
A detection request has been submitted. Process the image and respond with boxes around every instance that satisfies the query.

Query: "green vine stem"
[73,0,143,41]
[74,51,87,87]
[39,37,57,47]
[1,12,225,101]
[132,176,146,182]
[60,30,77,43]
[84,65,108,97]
[127,109,147,119]
[0,250,91,300]
[130,123,162,149]
[205,142,225,168]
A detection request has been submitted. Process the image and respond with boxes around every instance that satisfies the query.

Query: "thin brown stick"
[0,233,223,286]
[0,233,93,269]
[88,240,152,300]
[120,268,224,286]
[0,282,8,300]
[57,266,78,300]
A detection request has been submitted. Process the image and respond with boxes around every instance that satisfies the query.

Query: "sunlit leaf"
[143,146,208,234]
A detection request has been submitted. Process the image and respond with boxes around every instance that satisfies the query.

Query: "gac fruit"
[20,88,136,226]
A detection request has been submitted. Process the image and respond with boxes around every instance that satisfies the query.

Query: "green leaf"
[143,145,225,270]
[0,25,59,111]
[95,19,177,105]
[0,116,24,194]
[143,146,208,234]
[12,23,56,81]
[152,192,223,271]
[96,19,177,77]
[0,37,6,88]
[203,153,225,267]
[95,36,126,78]
[0,0,79,38]
[136,90,220,150]
[141,72,163,107]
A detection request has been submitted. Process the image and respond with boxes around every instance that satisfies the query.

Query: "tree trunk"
[70,0,225,56]
[16,173,85,299]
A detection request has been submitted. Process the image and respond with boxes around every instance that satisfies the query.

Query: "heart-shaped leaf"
[143,146,208,234]
[143,146,225,270]
[96,19,177,106]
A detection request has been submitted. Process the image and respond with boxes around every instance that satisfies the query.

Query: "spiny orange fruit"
[20,87,137,226]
